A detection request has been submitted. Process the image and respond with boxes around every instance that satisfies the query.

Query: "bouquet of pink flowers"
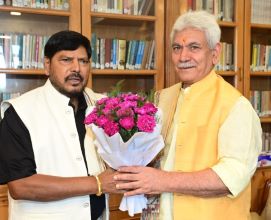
[84,93,164,216]
[85,93,158,141]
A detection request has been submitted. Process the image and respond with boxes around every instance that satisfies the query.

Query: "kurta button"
[76,156,82,161]
[65,109,72,114]
[70,133,77,138]
[83,202,89,208]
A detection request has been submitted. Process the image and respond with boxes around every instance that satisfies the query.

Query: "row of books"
[0,33,50,69]
[251,0,271,24]
[91,34,155,70]
[187,0,233,22]
[250,90,271,117]
[0,0,69,10]
[250,44,271,72]
[215,42,234,71]
[91,0,153,16]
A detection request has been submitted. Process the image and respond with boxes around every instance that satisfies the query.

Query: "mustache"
[65,72,83,82]
[177,62,196,68]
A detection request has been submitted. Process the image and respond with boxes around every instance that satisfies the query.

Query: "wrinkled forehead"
[173,29,207,45]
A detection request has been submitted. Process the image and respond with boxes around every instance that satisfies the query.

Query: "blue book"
[91,33,97,68]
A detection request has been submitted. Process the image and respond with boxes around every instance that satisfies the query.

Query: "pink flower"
[135,103,157,115]
[104,120,119,136]
[116,107,134,118]
[96,115,110,128]
[118,100,137,109]
[102,107,112,116]
[84,111,98,124]
[105,97,120,109]
[143,103,158,114]
[97,97,109,105]
[122,94,140,101]
[137,115,156,132]
[119,117,135,130]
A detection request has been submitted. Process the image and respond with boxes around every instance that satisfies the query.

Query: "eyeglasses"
[171,43,203,54]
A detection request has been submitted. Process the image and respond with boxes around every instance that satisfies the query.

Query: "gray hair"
[170,11,221,49]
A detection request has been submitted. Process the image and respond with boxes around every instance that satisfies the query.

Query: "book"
[141,40,151,70]
[117,39,126,70]
[5,0,12,6]
[100,38,105,69]
[95,37,100,69]
[125,40,132,69]
[0,34,6,68]
[91,33,97,68]
[104,38,112,69]
[146,40,155,69]
[138,0,153,15]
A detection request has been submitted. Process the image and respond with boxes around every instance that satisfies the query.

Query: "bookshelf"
[0,0,80,106]
[244,0,271,152]
[81,0,164,94]
[165,0,244,92]
[81,1,164,219]
[0,1,80,220]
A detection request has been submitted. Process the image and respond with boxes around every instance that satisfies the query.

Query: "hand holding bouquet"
[84,93,164,216]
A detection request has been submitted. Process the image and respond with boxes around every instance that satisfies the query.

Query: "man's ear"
[44,57,50,76]
[212,42,221,65]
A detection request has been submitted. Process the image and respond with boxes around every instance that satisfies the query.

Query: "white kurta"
[1,80,109,220]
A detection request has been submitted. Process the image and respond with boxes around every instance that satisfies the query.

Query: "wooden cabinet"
[165,0,244,92]
[0,0,80,111]
[0,185,8,220]
[251,167,271,214]
[0,1,80,220]
[244,0,271,146]
[81,0,164,93]
[81,1,163,217]
[109,194,141,220]
[0,1,163,219]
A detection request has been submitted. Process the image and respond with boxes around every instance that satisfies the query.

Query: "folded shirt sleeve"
[0,105,36,184]
[211,96,262,197]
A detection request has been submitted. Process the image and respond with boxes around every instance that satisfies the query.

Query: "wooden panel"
[251,167,271,213]
[0,185,8,220]
[109,194,141,220]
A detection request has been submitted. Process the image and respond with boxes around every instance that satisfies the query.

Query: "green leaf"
[108,79,125,97]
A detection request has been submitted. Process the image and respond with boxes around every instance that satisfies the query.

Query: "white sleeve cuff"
[211,157,252,197]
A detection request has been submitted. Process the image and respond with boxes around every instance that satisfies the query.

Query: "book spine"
[117,39,126,70]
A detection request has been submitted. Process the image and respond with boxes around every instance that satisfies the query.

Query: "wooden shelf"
[91,12,156,21]
[218,21,237,27]
[0,69,45,75]
[260,117,271,123]
[251,71,271,76]
[91,69,156,75]
[0,6,71,16]
[251,23,271,29]
[216,70,237,76]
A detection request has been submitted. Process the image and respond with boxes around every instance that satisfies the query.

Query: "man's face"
[171,28,221,87]
[44,46,90,97]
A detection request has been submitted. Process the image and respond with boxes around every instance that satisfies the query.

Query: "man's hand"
[114,166,168,196]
